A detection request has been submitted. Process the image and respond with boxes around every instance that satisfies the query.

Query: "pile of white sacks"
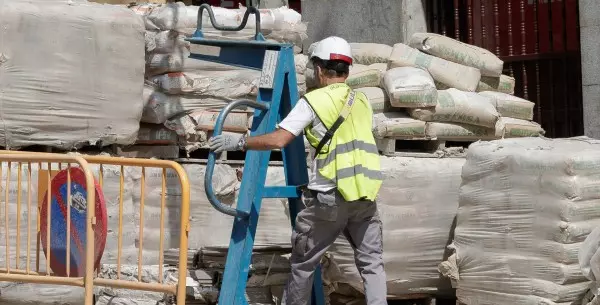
[439,137,600,305]
[129,2,308,154]
[322,156,465,299]
[305,33,545,143]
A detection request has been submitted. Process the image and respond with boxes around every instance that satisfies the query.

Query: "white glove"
[209,133,244,153]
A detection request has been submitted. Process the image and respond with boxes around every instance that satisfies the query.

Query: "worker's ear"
[315,65,324,85]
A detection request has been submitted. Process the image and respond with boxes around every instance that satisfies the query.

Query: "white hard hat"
[308,36,353,65]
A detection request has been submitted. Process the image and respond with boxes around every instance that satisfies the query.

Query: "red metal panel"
[565,0,579,51]
[426,0,584,138]
[497,0,510,56]
[537,0,552,53]
[287,0,301,13]
[524,0,536,54]
[551,0,566,51]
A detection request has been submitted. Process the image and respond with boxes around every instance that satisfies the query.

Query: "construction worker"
[208,36,387,305]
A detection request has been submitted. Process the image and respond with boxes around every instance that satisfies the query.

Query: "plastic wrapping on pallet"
[145,50,247,76]
[383,67,438,108]
[149,70,261,96]
[409,88,500,128]
[389,43,481,92]
[479,91,536,120]
[142,85,253,124]
[135,3,307,50]
[409,32,504,77]
[442,137,600,305]
[145,30,190,54]
[295,54,309,74]
[323,156,465,297]
[137,123,179,145]
[580,227,600,299]
[0,0,145,149]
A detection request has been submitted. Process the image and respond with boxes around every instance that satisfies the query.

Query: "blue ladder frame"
[186,4,326,305]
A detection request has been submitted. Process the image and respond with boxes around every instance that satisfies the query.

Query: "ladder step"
[262,186,303,198]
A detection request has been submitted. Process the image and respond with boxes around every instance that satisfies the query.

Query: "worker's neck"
[322,77,347,86]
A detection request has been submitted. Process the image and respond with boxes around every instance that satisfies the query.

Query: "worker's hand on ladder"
[209,133,245,153]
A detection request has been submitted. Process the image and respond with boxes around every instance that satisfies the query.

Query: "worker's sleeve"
[278,98,316,137]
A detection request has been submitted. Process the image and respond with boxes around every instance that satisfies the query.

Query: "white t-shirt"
[278,98,336,193]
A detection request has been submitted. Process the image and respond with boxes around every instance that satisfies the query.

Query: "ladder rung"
[262,186,302,199]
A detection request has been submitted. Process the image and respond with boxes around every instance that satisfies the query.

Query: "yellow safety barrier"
[0,151,190,305]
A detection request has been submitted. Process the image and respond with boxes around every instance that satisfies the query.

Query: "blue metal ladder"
[186,4,326,305]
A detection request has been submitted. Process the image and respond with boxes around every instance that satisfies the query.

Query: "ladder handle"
[246,0,261,8]
[194,4,263,41]
[205,100,269,218]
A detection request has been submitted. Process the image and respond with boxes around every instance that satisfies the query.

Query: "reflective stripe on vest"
[303,83,383,201]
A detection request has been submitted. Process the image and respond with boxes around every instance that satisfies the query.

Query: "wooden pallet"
[376,138,470,158]
[181,146,310,162]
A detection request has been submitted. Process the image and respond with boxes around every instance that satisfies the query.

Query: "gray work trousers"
[281,189,388,305]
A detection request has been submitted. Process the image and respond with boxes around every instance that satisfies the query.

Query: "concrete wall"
[300,0,427,49]
[580,0,600,138]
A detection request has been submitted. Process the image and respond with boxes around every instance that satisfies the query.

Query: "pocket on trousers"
[292,219,312,256]
[315,191,339,221]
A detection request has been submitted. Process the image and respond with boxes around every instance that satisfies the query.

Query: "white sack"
[350,43,393,65]
[580,226,600,297]
[324,156,465,296]
[145,51,246,76]
[137,124,179,145]
[346,63,387,89]
[389,43,481,92]
[409,88,500,128]
[190,110,249,133]
[479,91,535,120]
[296,73,307,95]
[383,67,438,108]
[149,71,260,96]
[496,117,545,138]
[372,112,427,139]
[448,137,600,305]
[145,30,189,54]
[355,87,390,114]
[305,67,318,90]
[139,3,307,48]
[425,122,499,141]
[294,54,309,74]
[0,1,146,149]
[477,75,516,94]
[409,32,504,77]
[142,86,251,124]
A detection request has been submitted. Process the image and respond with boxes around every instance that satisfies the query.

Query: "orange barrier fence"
[0,152,190,305]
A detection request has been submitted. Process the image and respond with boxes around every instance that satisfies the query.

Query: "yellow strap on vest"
[313,90,357,160]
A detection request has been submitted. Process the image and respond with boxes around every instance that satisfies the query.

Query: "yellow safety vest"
[303,83,383,201]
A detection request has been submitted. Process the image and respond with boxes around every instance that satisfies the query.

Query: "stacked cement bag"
[377,33,544,142]
[0,1,145,150]
[440,137,600,305]
[322,156,465,298]
[579,226,600,305]
[304,34,543,145]
[131,3,308,154]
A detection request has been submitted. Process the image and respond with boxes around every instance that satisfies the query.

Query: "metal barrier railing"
[0,151,190,305]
